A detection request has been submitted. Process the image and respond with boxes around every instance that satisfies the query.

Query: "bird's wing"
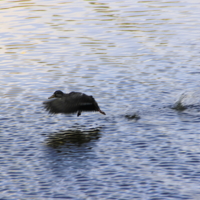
[68,92,100,112]
[43,98,75,114]
[43,92,100,114]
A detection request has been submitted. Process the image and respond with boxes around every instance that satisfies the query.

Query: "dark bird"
[43,90,106,117]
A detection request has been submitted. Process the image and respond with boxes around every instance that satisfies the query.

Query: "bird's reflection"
[45,127,101,149]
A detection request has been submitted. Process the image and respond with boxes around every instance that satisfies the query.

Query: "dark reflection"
[125,112,141,121]
[45,128,101,149]
[42,128,102,178]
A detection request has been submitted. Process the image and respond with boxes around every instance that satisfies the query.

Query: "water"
[1,0,200,199]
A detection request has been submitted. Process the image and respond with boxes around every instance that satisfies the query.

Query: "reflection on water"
[43,128,101,181]
[46,128,101,149]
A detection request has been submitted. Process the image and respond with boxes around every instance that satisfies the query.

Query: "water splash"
[173,91,200,111]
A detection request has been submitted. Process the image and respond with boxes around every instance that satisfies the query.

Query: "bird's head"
[48,90,64,99]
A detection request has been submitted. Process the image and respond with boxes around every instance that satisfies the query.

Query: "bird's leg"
[99,109,106,115]
[77,111,81,117]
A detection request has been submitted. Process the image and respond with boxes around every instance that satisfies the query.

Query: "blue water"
[1,0,200,199]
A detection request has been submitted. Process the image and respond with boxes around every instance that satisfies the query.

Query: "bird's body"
[43,90,106,117]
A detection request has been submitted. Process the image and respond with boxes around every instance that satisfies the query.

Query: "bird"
[43,90,106,117]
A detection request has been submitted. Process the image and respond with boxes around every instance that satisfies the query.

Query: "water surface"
[1,0,200,199]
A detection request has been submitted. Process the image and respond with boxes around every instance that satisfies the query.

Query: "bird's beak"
[48,94,55,99]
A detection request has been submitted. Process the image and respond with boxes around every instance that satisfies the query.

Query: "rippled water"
[1,0,200,199]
